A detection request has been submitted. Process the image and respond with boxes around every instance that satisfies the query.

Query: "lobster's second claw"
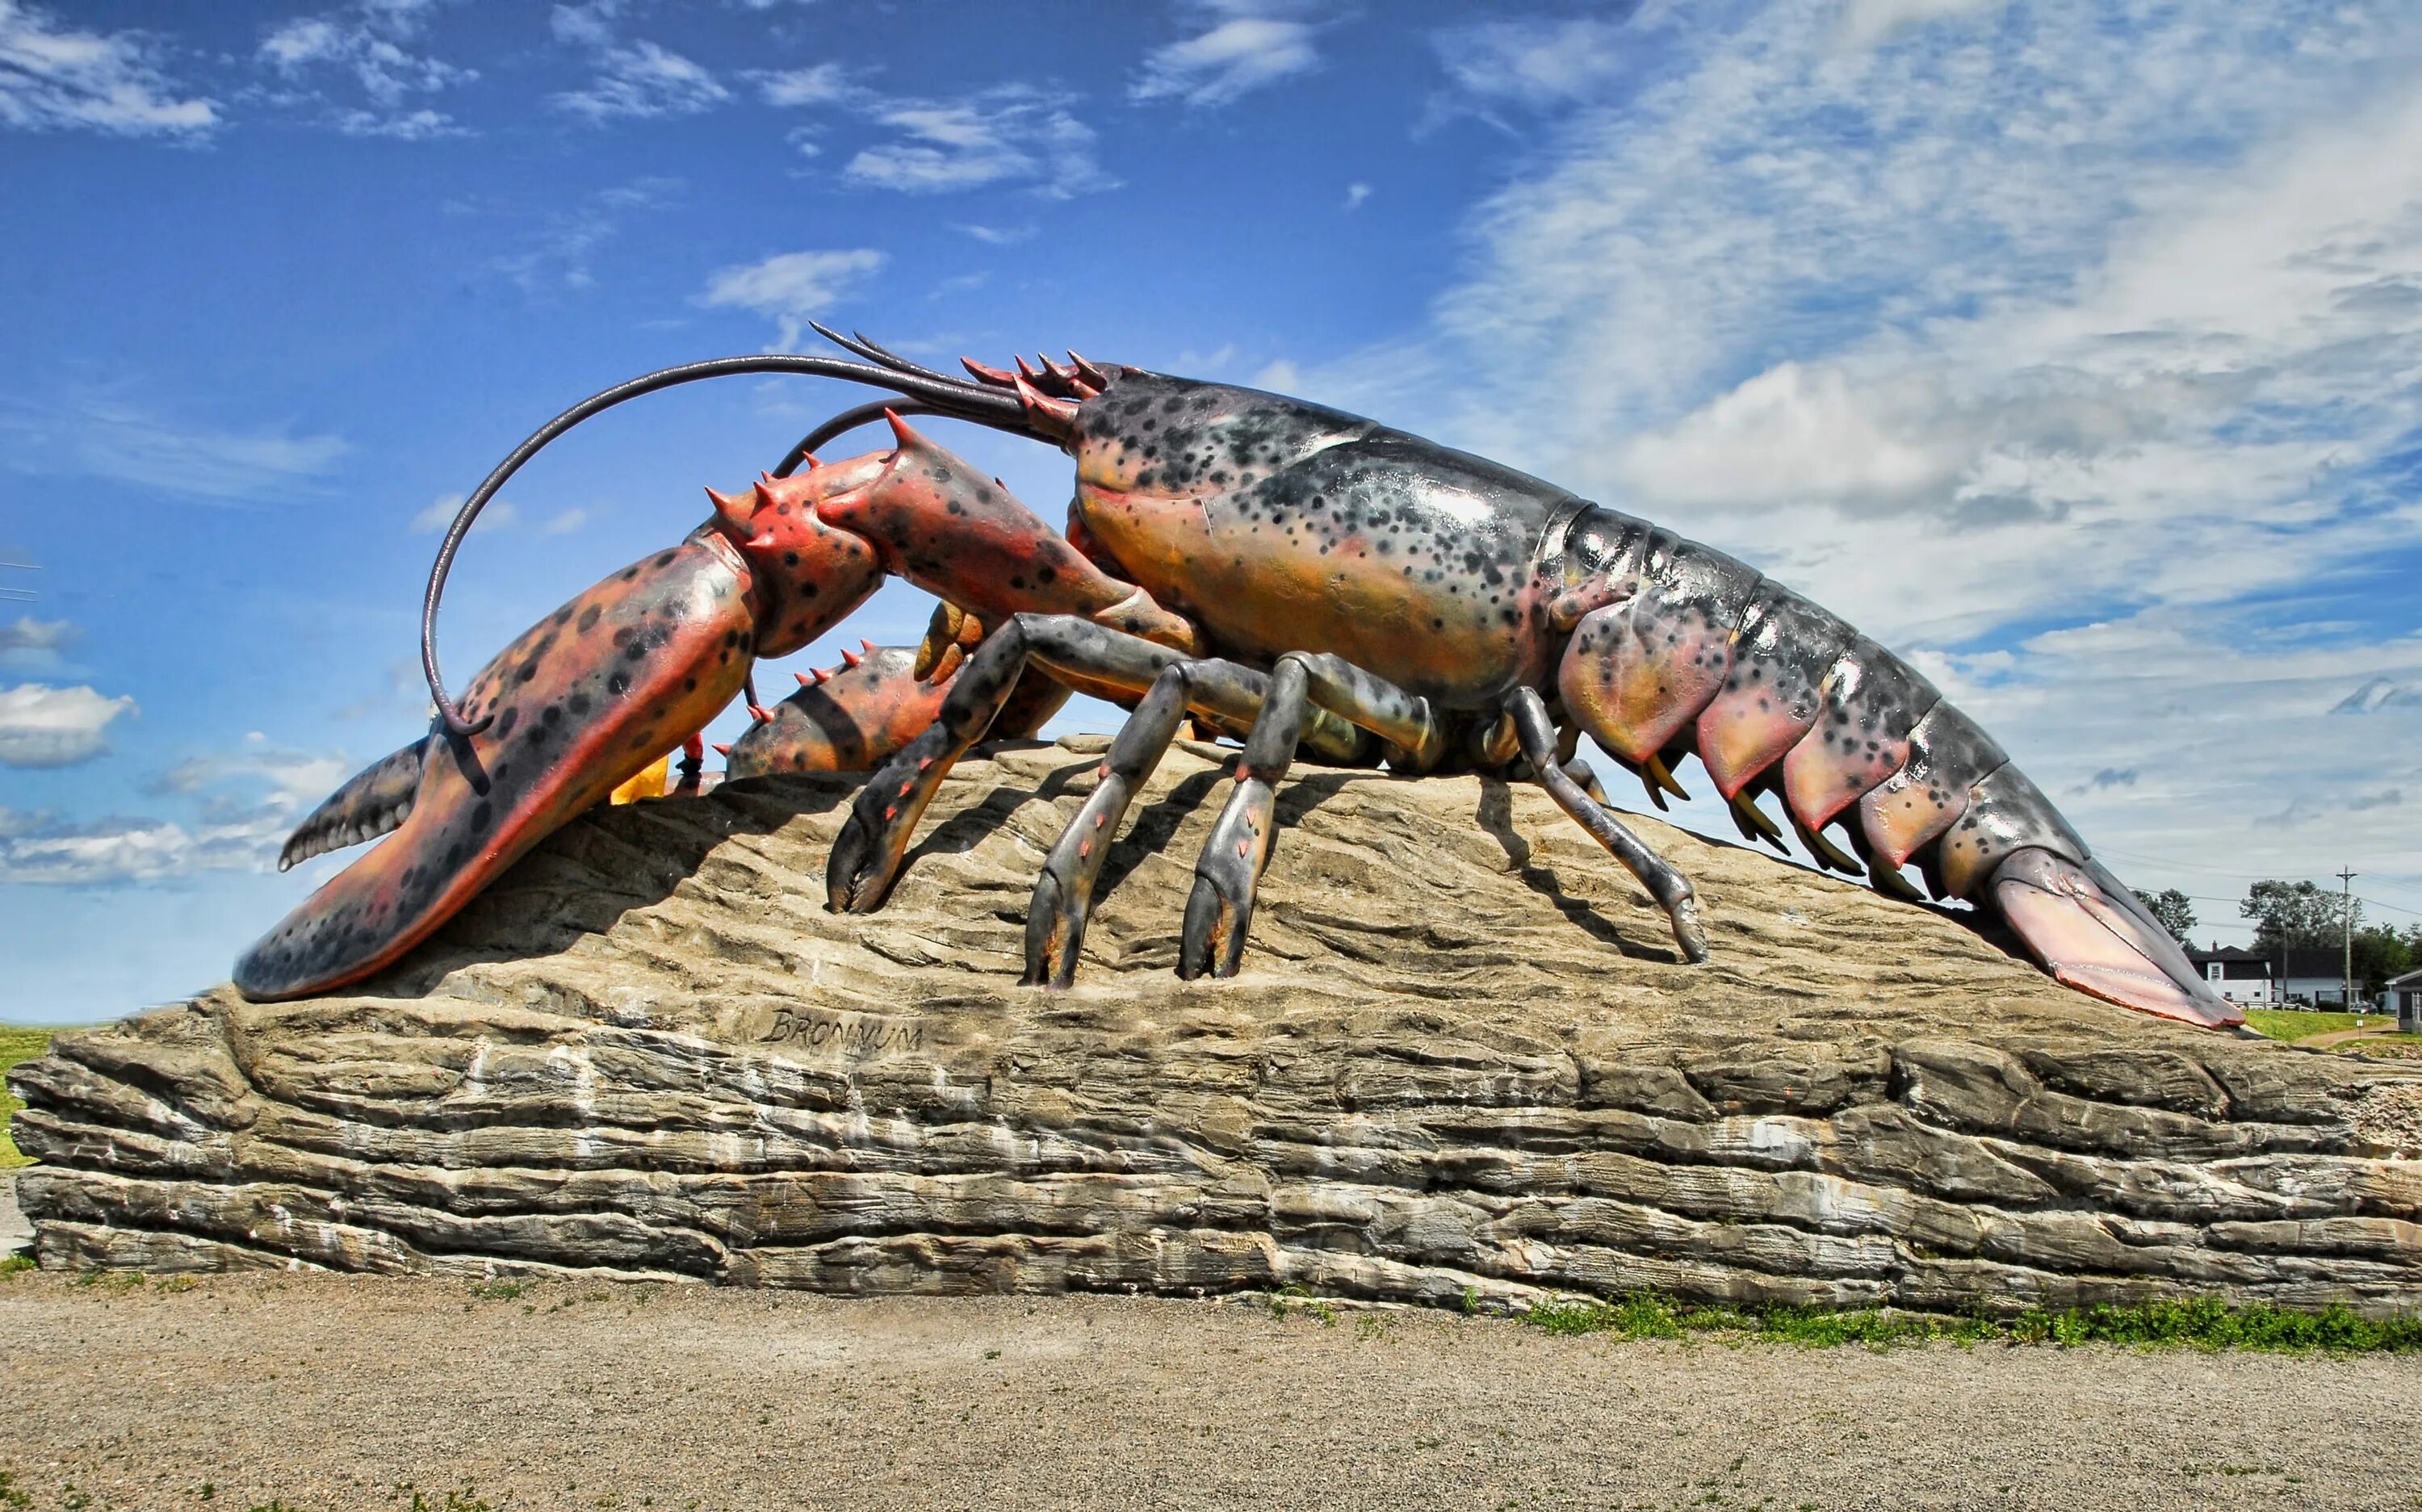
[725,646,953,777]
[233,539,759,1001]
[1991,848,2244,1029]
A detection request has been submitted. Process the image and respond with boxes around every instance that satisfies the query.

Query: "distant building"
[2277,946,2355,1007]
[2186,945,2275,1006]
[2387,967,2422,1032]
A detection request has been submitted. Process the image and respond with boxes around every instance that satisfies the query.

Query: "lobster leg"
[1024,657,1280,989]
[1506,686,1711,965]
[1180,652,1449,979]
[829,614,1365,914]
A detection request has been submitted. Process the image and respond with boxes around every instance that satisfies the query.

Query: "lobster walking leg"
[1179,652,1454,979]
[828,615,1364,914]
[1023,657,1279,988]
[1505,687,1710,964]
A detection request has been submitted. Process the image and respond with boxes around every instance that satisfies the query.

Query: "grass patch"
[0,1026,56,1170]
[1517,1292,2422,1352]
[2242,1009,2397,1042]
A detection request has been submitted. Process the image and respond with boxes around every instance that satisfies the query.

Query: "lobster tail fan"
[1990,848,2242,1028]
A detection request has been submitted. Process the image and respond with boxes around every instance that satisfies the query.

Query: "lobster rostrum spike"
[242,327,2240,1034]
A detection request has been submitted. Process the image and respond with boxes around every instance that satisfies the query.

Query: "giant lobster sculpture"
[233,330,2240,1029]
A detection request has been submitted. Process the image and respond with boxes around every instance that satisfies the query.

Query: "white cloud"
[331,106,458,139]
[1428,15,1628,114]
[0,682,136,768]
[548,1,620,48]
[843,89,1113,199]
[756,61,849,107]
[259,0,473,136]
[0,396,349,501]
[698,248,886,348]
[2336,678,2422,715]
[409,492,517,533]
[540,507,588,535]
[1133,8,1321,107]
[1342,182,1370,212]
[958,223,1037,245]
[0,617,73,655]
[1837,0,2008,50]
[555,39,727,122]
[2,737,353,884]
[756,64,1112,199]
[491,174,682,291]
[1284,0,2422,916]
[0,0,217,136]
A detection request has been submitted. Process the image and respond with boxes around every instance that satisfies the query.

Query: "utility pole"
[2338,866,2358,1015]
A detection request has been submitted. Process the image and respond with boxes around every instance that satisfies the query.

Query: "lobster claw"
[233,538,763,1001]
[724,645,955,777]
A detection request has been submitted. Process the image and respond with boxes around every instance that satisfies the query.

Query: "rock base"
[14,739,2421,1311]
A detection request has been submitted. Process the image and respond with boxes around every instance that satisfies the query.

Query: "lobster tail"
[1553,507,2239,1028]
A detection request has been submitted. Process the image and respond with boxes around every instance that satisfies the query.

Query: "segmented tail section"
[1552,506,2240,1028]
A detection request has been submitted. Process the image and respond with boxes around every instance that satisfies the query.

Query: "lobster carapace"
[233,330,2239,1030]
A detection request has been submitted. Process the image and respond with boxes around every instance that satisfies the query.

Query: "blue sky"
[4,0,2420,1024]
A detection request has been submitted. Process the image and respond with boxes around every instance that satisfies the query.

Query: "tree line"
[2136,881,2420,997]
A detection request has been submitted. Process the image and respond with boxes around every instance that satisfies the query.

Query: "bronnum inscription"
[758,1007,925,1055]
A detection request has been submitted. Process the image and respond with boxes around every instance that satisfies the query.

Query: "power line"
[2094,841,2422,914]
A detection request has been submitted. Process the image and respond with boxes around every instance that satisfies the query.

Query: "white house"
[2185,946,2275,1006]
[2275,947,2357,1007]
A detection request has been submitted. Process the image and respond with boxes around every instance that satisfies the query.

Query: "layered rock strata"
[14,739,2421,1311]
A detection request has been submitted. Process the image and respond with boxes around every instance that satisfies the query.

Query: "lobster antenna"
[420,350,1034,739]
[806,321,957,387]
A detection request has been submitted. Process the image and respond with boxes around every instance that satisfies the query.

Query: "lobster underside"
[237,333,2240,1031]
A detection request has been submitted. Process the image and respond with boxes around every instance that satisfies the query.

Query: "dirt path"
[3,1274,2417,1512]
[2299,1028,2395,1049]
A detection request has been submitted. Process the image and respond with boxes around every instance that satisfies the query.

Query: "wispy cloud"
[0,617,73,653]
[1132,2,1322,107]
[1427,13,1631,125]
[492,174,682,291]
[755,61,848,107]
[1837,0,2008,50]
[258,0,473,137]
[1342,182,1371,212]
[549,4,727,123]
[408,492,518,533]
[958,223,1037,245]
[0,0,217,136]
[0,682,136,768]
[1289,0,2422,901]
[754,61,1113,199]
[2,735,350,884]
[0,395,349,501]
[698,247,886,348]
[847,89,1111,197]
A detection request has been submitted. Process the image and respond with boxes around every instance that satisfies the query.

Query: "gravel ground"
[3,1273,2419,1511]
